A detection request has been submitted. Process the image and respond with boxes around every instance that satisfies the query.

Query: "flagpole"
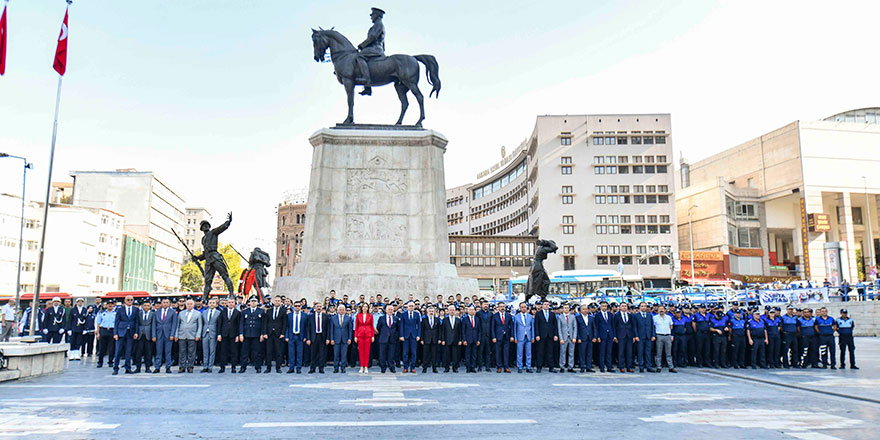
[29,74,63,337]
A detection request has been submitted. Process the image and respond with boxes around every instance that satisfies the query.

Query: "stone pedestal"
[274,127,478,303]
[0,342,69,382]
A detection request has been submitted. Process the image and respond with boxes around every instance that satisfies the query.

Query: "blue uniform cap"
[840,308,848,314]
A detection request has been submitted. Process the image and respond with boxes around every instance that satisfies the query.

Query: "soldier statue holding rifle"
[193,213,235,301]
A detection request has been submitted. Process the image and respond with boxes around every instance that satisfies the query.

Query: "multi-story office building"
[0,194,124,297]
[121,230,156,292]
[184,207,212,256]
[677,108,880,284]
[276,202,307,278]
[70,170,186,292]
[447,114,678,287]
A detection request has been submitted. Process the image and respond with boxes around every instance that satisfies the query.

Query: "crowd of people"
[1,290,859,375]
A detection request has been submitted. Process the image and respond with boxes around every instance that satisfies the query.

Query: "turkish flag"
[0,6,7,76]
[53,8,68,76]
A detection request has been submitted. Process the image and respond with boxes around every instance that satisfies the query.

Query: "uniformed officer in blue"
[762,307,782,368]
[238,297,265,373]
[780,305,800,368]
[815,307,836,369]
[693,305,711,367]
[797,308,819,368]
[835,308,858,369]
[728,309,747,368]
[670,309,688,368]
[747,310,768,369]
[709,308,729,368]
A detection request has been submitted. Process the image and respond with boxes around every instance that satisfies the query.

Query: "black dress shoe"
[187,368,193,373]
[96,363,103,368]
[388,368,394,373]
[112,370,118,375]
[152,368,160,374]
[231,367,237,373]
[201,368,210,373]
[433,368,438,373]
[124,370,134,374]
[600,368,606,373]
[263,368,271,374]
[586,368,595,373]
[165,368,172,374]
[133,368,141,374]
[549,368,556,373]
[287,369,295,374]
[178,368,185,373]
[567,368,575,373]
[536,368,542,373]
[444,368,450,373]
[334,368,339,373]
[422,368,428,373]
[239,368,247,374]
[319,368,325,373]
[255,368,262,373]
[669,368,677,373]
[308,369,315,374]
[218,367,225,373]
[525,369,533,373]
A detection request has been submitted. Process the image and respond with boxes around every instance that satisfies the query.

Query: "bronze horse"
[311,29,440,126]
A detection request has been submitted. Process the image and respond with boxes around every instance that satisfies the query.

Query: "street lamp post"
[863,176,875,284]
[0,153,33,320]
[688,204,699,287]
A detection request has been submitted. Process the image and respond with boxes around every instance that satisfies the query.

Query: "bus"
[507,270,642,301]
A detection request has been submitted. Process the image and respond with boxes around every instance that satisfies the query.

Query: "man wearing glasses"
[113,295,138,375]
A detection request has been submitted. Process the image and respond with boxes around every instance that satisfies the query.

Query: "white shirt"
[652,314,673,335]
[1,304,15,321]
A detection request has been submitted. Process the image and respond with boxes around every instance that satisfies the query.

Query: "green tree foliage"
[179,243,244,293]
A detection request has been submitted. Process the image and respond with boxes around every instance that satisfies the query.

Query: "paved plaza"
[1,338,879,439]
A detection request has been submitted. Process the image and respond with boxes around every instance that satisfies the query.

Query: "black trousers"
[477,336,491,368]
[218,336,239,367]
[265,333,283,368]
[240,336,262,368]
[422,342,438,369]
[83,333,95,356]
[70,331,85,353]
[134,337,154,368]
[730,334,746,367]
[618,338,633,369]
[577,339,593,369]
[767,336,781,367]
[444,342,461,369]
[534,337,554,369]
[464,341,478,370]
[97,328,115,365]
[495,338,510,368]
[672,334,687,367]
[379,342,395,369]
[309,333,327,369]
[782,332,799,367]
[818,334,835,367]
[711,333,727,367]
[695,332,710,366]
[685,332,696,366]
[750,336,766,367]
[838,334,856,367]
[801,334,819,367]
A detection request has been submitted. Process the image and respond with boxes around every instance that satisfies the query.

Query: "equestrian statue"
[311,7,441,127]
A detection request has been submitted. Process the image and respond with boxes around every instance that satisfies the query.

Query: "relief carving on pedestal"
[347,168,408,194]
[345,214,407,246]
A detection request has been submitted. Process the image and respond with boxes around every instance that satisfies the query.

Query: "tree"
[178,243,244,293]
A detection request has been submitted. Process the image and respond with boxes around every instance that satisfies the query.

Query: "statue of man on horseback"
[356,7,386,96]
[312,8,441,126]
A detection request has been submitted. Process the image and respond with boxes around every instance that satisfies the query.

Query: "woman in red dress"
[354,302,375,373]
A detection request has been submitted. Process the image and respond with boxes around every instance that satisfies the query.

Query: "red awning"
[18,292,73,301]
[103,291,151,298]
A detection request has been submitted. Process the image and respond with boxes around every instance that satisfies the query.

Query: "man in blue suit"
[575,304,596,372]
[534,301,558,373]
[614,302,636,373]
[329,304,353,373]
[513,302,535,373]
[491,302,513,373]
[632,302,657,373]
[375,304,399,373]
[113,295,138,375]
[152,298,178,374]
[398,301,421,373]
[595,301,616,372]
[461,305,481,373]
[285,302,306,374]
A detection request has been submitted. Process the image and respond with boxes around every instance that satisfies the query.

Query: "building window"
[644,156,655,163]
[618,166,628,174]
[596,226,607,234]
[564,256,576,270]
[656,165,668,173]
[597,256,608,264]
[656,155,667,163]
[633,156,642,163]
[659,185,668,193]
[736,203,757,219]
[561,137,572,145]
[562,215,574,224]
[658,195,669,203]
[563,245,575,254]
[606,166,617,174]
[645,166,656,174]
[561,156,572,164]
[594,167,605,175]
[605,137,616,145]
[562,195,573,204]
[633,195,645,204]
[852,207,864,225]
[656,136,666,144]
[593,156,605,164]
[561,166,572,175]
[635,225,646,234]
[593,137,604,145]
[660,215,670,223]
[562,185,573,194]
[737,227,761,248]
[644,136,654,145]
[595,196,606,204]
[618,156,628,164]
[617,137,628,145]
[563,225,574,234]
[633,166,643,174]
[631,136,642,145]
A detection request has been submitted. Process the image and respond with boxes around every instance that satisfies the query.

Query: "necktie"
[210,310,214,321]
[471,316,474,327]
[566,314,568,323]
[228,309,232,319]
[642,312,646,318]
[294,313,299,334]
[162,309,166,321]
[623,313,627,324]
[409,312,413,320]
[388,316,391,328]
[522,314,525,325]
[544,311,548,321]
[317,313,322,333]
[339,315,343,326]
[273,308,277,320]
[430,317,434,327]
[501,314,504,325]
[143,311,146,321]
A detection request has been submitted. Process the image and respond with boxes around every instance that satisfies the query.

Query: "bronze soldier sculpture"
[197,212,234,302]
[311,7,441,126]
[525,239,558,303]
[247,247,271,296]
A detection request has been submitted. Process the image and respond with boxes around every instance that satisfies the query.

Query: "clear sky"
[1,0,879,263]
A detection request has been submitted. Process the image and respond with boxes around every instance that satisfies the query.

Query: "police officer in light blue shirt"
[780,305,800,368]
[836,309,857,369]
[95,300,117,368]
[815,307,836,369]
[797,308,819,368]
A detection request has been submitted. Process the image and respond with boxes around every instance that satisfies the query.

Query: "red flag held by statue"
[53,8,68,75]
[0,5,8,75]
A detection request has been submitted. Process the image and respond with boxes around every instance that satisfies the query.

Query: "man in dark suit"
[461,305,481,373]
[398,301,421,373]
[375,304,399,373]
[262,297,288,373]
[133,301,156,373]
[476,300,493,372]
[575,304,596,372]
[534,301,558,373]
[491,302,513,373]
[305,303,330,373]
[614,302,635,373]
[113,295,138,375]
[152,298,178,374]
[329,304,352,373]
[217,299,241,373]
[238,297,264,373]
[441,304,462,372]
[632,302,657,373]
[420,305,441,373]
[595,301,616,372]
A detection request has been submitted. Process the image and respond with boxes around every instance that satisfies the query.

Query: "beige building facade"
[677,108,880,284]
[276,202,306,278]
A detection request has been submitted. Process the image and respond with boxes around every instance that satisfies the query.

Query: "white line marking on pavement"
[244,419,537,428]
[644,392,731,402]
[785,432,843,440]
[291,375,478,407]
[640,409,863,434]
[554,382,728,387]
[2,384,209,388]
